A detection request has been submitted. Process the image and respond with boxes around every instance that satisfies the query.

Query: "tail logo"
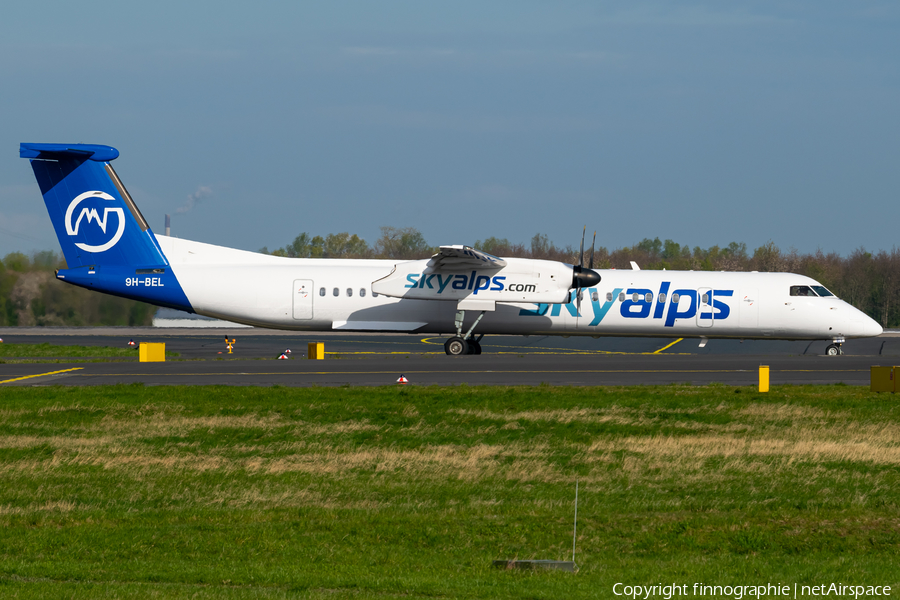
[64,191,126,253]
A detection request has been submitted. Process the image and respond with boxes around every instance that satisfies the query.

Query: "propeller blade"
[578,226,586,269]
[589,231,596,270]
[571,226,601,292]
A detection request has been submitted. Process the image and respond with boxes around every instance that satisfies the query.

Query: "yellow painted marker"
[653,338,683,354]
[0,367,83,385]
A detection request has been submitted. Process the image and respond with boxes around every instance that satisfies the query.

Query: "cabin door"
[697,288,714,327]
[293,279,314,320]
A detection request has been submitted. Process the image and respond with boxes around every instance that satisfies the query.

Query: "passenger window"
[606,292,613,302]
[346,288,353,297]
[373,292,379,298]
[319,287,325,297]
[632,292,639,303]
[644,292,652,303]
[360,288,366,297]
[701,293,709,304]
[618,292,625,302]
[333,288,339,297]
[672,293,680,303]
[591,291,599,302]
[658,293,666,303]
[790,285,816,297]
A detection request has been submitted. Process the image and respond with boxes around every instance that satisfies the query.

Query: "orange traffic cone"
[397,375,409,385]
[127,339,136,346]
[278,353,289,360]
[284,348,292,354]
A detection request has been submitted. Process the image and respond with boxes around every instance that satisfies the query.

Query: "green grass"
[0,384,898,598]
[0,342,177,360]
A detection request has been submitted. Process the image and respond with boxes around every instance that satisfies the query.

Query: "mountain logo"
[65,191,126,252]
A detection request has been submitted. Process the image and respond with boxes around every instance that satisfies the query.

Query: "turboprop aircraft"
[21,143,883,356]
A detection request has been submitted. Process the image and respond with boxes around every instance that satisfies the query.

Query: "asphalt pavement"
[2,328,897,387]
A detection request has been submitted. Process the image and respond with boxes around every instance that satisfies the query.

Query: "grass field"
[0,384,897,598]
[0,343,176,361]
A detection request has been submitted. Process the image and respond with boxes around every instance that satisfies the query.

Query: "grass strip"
[0,384,897,598]
[0,342,178,359]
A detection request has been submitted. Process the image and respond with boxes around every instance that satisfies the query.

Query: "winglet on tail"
[20,143,167,269]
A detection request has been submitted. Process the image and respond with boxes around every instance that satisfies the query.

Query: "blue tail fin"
[20,143,168,269]
[20,143,193,312]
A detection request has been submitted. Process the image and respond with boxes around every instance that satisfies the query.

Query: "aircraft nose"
[864,315,884,337]
[849,308,883,338]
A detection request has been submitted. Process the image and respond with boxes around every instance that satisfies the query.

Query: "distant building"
[152,308,251,328]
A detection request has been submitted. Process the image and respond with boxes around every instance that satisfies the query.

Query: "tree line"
[0,252,156,327]
[3,229,899,327]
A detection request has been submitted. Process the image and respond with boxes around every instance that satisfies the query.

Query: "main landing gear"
[444,309,486,355]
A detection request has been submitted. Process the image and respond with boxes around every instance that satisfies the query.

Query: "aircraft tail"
[20,143,168,268]
[20,143,193,311]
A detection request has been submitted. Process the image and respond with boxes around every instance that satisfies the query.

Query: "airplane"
[20,142,883,356]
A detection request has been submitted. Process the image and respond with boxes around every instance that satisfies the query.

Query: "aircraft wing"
[425,245,506,273]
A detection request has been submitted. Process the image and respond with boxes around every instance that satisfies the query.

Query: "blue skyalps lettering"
[404,272,507,295]
[520,282,734,327]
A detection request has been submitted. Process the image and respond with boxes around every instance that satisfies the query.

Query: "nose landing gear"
[825,343,843,356]
[825,336,846,356]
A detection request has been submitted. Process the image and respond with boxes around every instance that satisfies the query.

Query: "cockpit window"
[790,285,817,297]
[810,285,834,297]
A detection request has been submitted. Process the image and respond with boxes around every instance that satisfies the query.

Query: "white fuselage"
[156,235,882,341]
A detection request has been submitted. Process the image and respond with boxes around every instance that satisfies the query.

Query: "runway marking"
[62,368,869,378]
[325,350,694,356]
[409,337,695,356]
[0,368,83,385]
[653,338,683,354]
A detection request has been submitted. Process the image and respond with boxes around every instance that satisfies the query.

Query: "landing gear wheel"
[825,343,843,356]
[445,337,469,356]
[468,340,482,355]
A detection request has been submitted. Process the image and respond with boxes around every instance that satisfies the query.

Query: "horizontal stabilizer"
[20,143,119,162]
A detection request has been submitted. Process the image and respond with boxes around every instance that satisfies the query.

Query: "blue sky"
[1,1,898,259]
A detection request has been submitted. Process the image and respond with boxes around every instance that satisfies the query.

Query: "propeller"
[589,230,596,269]
[572,227,601,307]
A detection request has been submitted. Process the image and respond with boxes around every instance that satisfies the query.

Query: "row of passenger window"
[591,291,688,304]
[591,286,835,304]
[319,287,379,298]
[317,286,833,302]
